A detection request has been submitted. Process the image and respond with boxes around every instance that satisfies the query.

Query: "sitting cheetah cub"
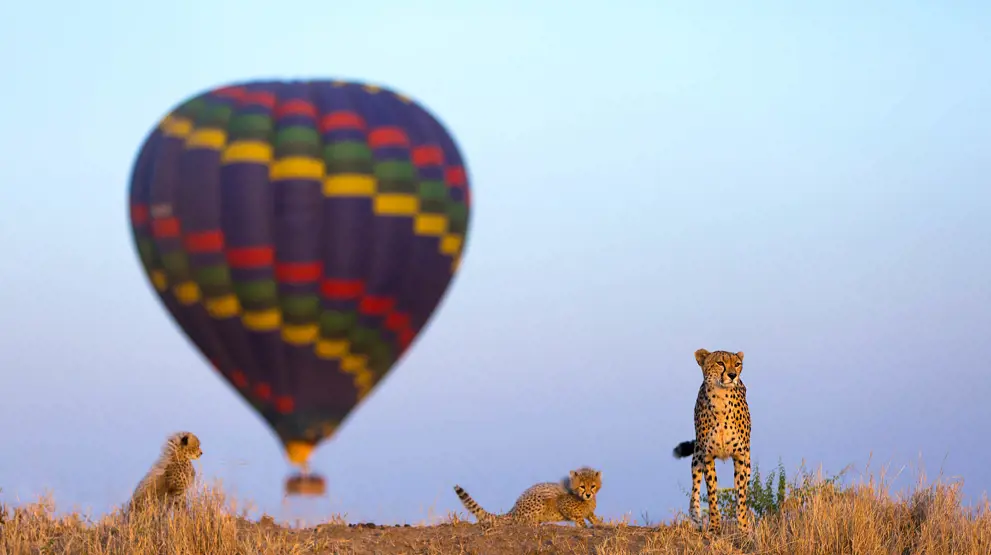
[454,467,603,527]
[128,431,203,513]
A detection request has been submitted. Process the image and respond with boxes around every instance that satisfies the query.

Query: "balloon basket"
[285,473,327,497]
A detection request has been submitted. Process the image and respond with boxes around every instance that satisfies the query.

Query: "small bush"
[688,458,849,523]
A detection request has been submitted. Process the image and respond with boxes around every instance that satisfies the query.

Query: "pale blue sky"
[1,0,989,524]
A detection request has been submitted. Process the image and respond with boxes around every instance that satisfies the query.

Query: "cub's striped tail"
[453,485,499,523]
[673,440,696,459]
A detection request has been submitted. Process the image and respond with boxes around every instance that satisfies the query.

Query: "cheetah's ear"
[180,434,189,446]
[569,470,577,479]
[594,470,601,478]
[694,349,710,367]
[736,351,744,361]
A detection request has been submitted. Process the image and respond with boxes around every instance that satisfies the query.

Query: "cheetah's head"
[172,431,203,460]
[567,467,602,501]
[695,349,744,389]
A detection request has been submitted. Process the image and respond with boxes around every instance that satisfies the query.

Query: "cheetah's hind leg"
[701,455,721,534]
[688,452,705,530]
[733,451,752,534]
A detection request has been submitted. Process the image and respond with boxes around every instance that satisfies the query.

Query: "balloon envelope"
[128,79,471,468]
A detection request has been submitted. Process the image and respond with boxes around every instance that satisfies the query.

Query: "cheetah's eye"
[735,361,741,367]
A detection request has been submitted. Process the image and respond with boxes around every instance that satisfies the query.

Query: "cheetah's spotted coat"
[454,467,602,527]
[129,431,203,513]
[673,349,752,533]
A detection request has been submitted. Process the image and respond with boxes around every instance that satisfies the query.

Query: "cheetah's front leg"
[733,451,752,533]
[165,493,186,515]
[701,455,721,533]
[583,513,604,528]
[689,452,705,529]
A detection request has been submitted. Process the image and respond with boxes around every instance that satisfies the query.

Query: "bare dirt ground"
[236,518,716,554]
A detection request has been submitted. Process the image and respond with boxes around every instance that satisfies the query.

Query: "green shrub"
[685,458,849,522]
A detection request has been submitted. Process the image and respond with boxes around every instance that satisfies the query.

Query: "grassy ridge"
[1,463,989,554]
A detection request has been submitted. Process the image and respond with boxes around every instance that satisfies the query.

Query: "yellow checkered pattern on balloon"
[151,116,466,335]
[314,338,376,399]
[159,114,464,265]
[321,172,464,263]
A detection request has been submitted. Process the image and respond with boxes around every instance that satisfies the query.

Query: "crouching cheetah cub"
[673,349,752,534]
[128,431,203,513]
[454,467,603,527]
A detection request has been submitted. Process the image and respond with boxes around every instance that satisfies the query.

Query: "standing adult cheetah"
[454,467,603,527]
[672,349,752,533]
[128,431,203,513]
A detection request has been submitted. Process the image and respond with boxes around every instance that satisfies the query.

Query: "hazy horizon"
[1,0,989,524]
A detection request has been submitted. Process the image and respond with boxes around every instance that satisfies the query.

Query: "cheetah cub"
[128,431,203,513]
[454,467,603,527]
[673,349,752,534]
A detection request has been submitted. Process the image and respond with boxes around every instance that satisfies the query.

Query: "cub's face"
[178,432,203,460]
[568,468,602,501]
[695,349,744,389]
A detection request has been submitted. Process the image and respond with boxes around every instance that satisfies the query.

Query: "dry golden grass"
[1,469,989,555]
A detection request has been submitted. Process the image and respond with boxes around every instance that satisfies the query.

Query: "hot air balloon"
[127,79,471,495]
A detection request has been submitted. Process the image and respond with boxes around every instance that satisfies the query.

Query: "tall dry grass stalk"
[738,475,991,555]
[0,470,988,554]
[0,481,342,555]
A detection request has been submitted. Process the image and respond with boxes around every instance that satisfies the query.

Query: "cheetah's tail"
[673,440,696,459]
[453,485,498,524]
